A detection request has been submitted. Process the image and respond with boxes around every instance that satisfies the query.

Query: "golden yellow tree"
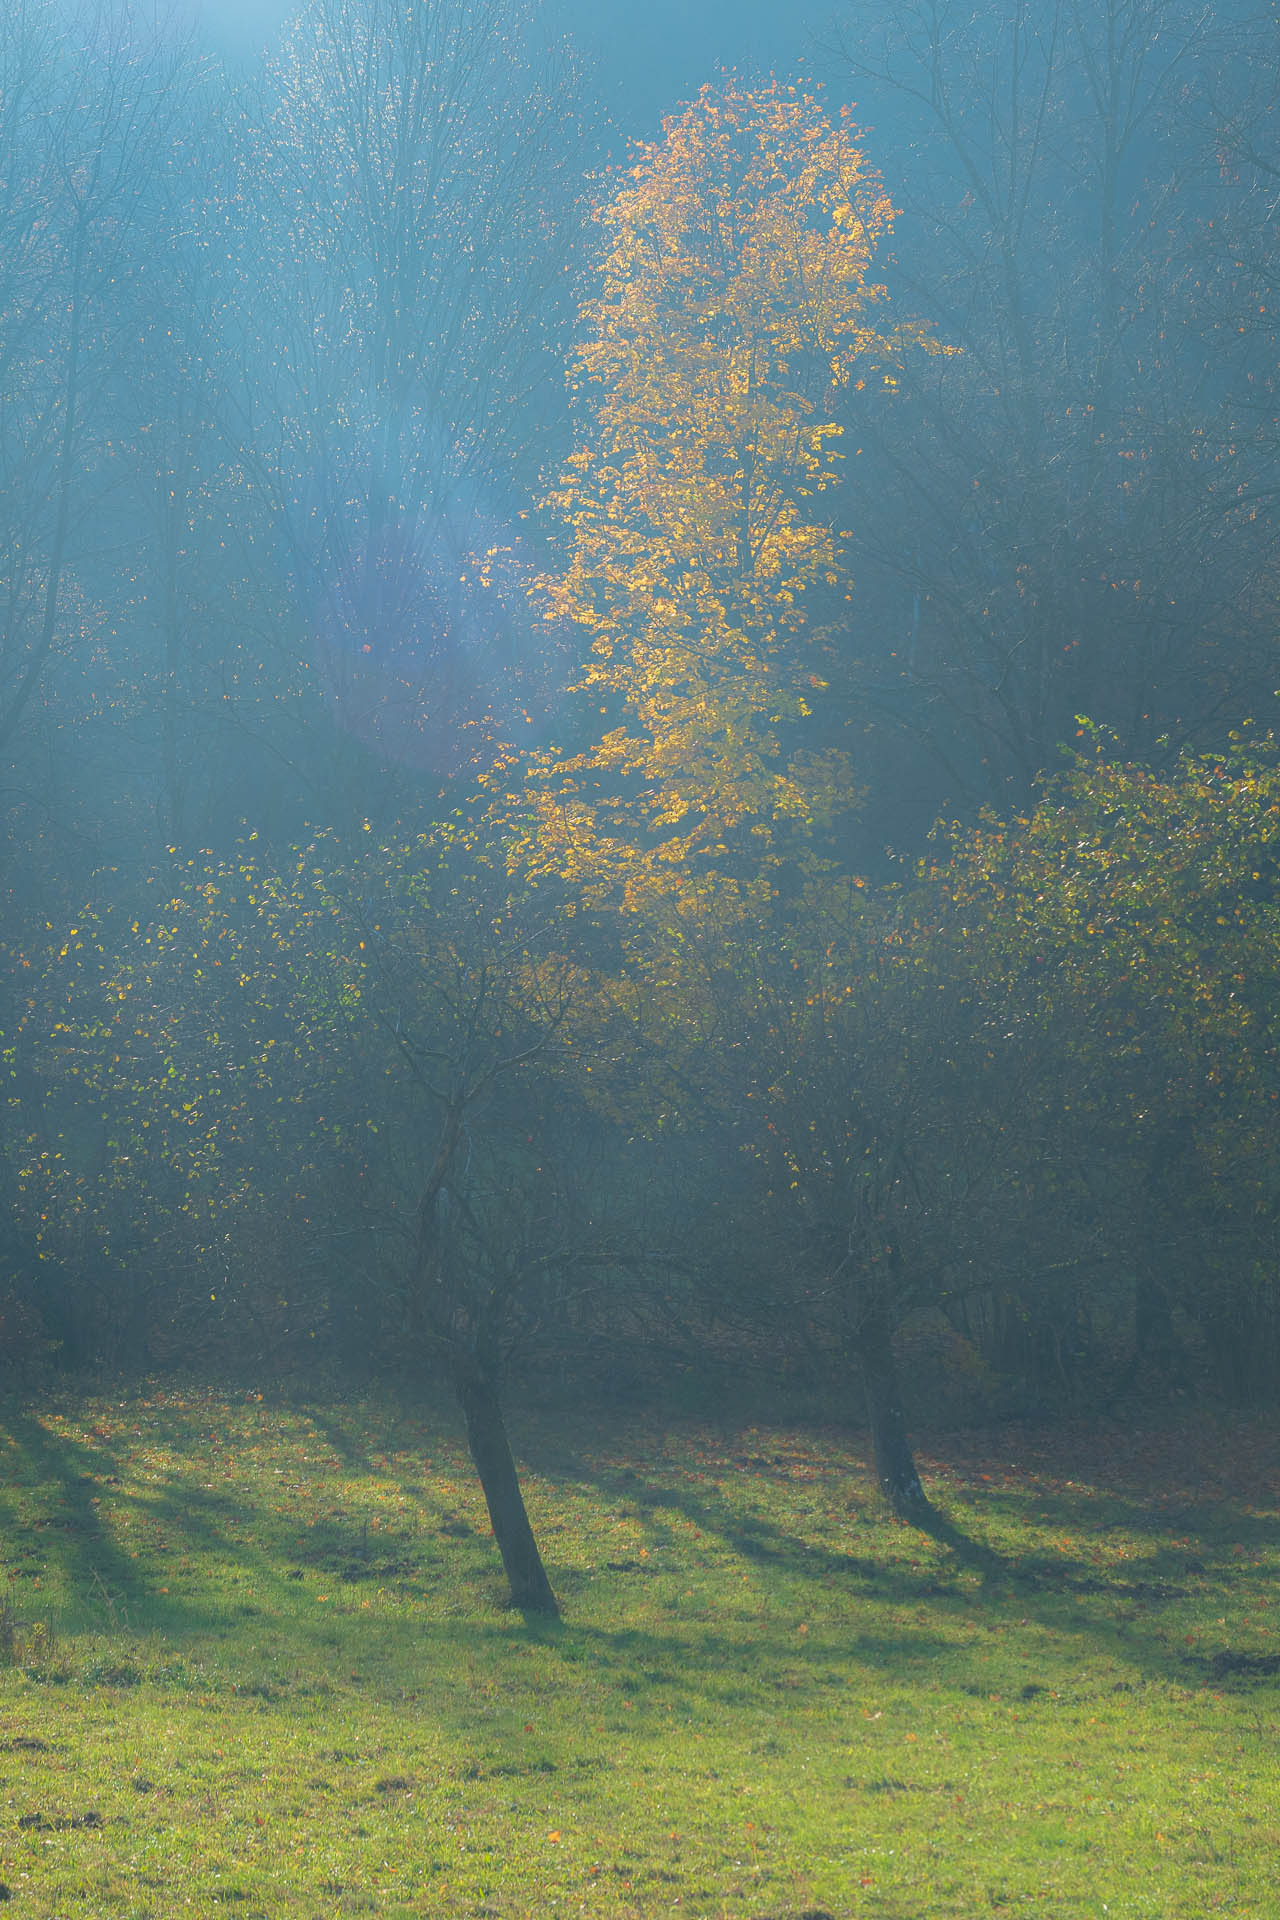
[520,81,938,918]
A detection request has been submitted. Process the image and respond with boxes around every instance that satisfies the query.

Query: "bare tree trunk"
[857,1300,930,1519]
[452,1362,558,1616]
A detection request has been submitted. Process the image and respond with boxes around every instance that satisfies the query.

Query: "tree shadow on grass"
[523,1418,1011,1593]
[0,1402,413,1653]
[2,1387,1276,1717]
[0,1405,160,1628]
[908,1501,1007,1581]
[0,1394,985,1710]
[515,1411,1280,1698]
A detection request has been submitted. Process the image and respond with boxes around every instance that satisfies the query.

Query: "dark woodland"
[3,0,1280,1619]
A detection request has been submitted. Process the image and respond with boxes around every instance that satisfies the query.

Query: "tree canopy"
[521,83,944,921]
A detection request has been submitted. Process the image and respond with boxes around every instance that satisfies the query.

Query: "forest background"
[4,0,1280,1612]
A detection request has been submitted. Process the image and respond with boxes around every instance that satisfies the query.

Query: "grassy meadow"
[0,1384,1272,1916]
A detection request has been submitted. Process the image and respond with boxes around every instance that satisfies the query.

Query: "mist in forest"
[194,0,833,133]
[2,0,1279,1519]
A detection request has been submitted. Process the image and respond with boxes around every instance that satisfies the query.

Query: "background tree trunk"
[857,1300,930,1519]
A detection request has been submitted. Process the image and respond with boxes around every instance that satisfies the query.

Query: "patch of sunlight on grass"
[0,1384,1272,1915]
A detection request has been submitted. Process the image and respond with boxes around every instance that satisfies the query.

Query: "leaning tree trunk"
[857,1298,930,1519]
[451,1361,559,1616]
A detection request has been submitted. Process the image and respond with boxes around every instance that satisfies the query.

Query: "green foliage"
[932,731,1280,1392]
[8,819,629,1380]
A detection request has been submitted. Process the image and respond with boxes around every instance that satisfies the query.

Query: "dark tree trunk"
[1134,1261,1176,1365]
[452,1363,559,1616]
[857,1300,930,1519]
[1127,1135,1193,1388]
[1122,1258,1191,1396]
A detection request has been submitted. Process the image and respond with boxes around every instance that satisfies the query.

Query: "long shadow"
[0,1395,992,1708]
[0,1402,426,1652]
[927,1475,1280,1607]
[911,1502,1006,1581]
[0,1387,1273,1721]
[523,1420,1010,1590]
[0,1394,544,1690]
[0,1417,963,1723]
[0,1406,158,1629]
[513,1411,1276,1698]
[303,1404,376,1472]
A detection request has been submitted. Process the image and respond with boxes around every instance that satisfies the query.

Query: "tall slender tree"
[523,80,942,917]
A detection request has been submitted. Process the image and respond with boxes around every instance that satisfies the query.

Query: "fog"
[3,0,1279,1493]
[194,0,835,134]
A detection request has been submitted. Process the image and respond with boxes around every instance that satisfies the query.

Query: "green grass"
[0,1383,1273,1916]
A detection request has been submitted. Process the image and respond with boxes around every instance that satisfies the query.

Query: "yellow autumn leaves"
[514,83,942,929]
